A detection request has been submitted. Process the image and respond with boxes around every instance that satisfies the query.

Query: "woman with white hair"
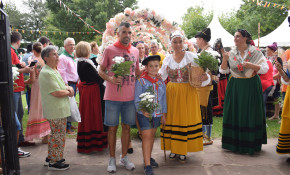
[39,45,74,170]
[159,31,211,162]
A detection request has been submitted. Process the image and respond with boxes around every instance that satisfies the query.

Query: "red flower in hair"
[237,63,243,72]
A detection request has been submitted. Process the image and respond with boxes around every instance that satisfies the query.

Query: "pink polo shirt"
[58,54,79,84]
[101,45,139,101]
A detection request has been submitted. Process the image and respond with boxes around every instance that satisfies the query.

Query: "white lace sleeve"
[158,56,170,81]
[219,65,230,74]
[201,73,211,87]
[257,58,269,74]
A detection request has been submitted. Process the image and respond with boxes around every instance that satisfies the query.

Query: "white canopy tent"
[254,11,290,47]
[190,13,235,47]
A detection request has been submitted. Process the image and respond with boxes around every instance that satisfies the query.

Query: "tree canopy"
[180,6,212,39]
[181,0,289,40]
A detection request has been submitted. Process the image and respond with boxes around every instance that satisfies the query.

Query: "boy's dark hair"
[26,43,33,53]
[142,55,161,65]
[38,36,50,45]
[11,31,22,44]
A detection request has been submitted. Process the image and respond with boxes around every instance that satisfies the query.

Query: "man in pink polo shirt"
[99,22,141,173]
[58,37,79,134]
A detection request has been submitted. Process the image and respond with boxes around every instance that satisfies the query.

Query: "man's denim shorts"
[104,100,136,126]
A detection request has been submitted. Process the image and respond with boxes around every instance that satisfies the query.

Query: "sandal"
[178,155,186,163]
[169,153,176,160]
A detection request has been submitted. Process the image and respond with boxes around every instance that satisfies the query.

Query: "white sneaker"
[119,155,135,171]
[107,157,116,173]
[18,148,31,158]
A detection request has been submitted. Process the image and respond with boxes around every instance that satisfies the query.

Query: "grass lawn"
[21,94,281,139]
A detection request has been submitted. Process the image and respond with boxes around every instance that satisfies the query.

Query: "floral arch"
[99,8,194,54]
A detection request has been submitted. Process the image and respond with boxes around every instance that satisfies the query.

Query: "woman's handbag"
[188,64,205,88]
[67,96,81,122]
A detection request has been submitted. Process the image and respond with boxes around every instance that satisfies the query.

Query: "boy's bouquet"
[111,56,133,92]
[138,86,160,124]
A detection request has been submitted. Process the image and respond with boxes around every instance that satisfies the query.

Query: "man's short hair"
[64,37,75,46]
[117,22,131,33]
[11,31,22,44]
[38,36,50,45]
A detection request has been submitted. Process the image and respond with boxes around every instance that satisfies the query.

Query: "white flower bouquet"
[12,66,19,81]
[111,56,133,92]
[138,87,160,123]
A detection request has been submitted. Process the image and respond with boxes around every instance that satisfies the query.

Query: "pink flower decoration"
[237,63,243,72]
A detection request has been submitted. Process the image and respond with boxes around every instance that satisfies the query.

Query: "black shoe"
[144,165,154,175]
[44,157,66,166]
[150,158,158,168]
[48,162,69,171]
[127,147,133,154]
[169,153,176,160]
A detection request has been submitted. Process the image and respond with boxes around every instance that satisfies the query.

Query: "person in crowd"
[11,32,35,149]
[136,41,146,64]
[266,42,281,120]
[149,40,165,66]
[144,43,149,56]
[159,31,210,162]
[98,22,141,173]
[282,49,290,101]
[275,59,290,161]
[22,43,33,113]
[58,37,79,134]
[89,41,99,66]
[11,31,33,156]
[195,28,215,145]
[25,42,51,144]
[259,54,274,120]
[76,41,108,153]
[38,36,50,48]
[39,45,73,170]
[89,41,108,133]
[220,29,268,155]
[135,55,166,175]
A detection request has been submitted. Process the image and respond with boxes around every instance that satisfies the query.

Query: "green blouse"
[39,65,70,120]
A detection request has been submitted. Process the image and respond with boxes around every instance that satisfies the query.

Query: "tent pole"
[258,22,260,48]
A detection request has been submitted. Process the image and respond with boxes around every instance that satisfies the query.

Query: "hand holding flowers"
[111,56,133,92]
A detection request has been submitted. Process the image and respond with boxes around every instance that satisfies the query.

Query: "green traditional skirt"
[222,75,267,155]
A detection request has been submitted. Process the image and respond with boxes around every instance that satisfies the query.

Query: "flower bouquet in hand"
[138,86,160,126]
[12,65,20,89]
[194,50,220,72]
[111,56,133,92]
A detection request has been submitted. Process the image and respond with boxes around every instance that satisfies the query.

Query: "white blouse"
[159,51,211,86]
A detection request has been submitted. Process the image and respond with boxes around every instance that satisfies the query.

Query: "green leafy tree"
[3,1,26,30]
[45,0,138,47]
[181,6,212,39]
[236,0,288,39]
[219,10,241,36]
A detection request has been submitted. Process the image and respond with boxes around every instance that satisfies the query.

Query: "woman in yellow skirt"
[159,31,211,162]
[275,60,290,161]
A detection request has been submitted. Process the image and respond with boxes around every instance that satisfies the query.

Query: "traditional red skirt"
[77,81,108,153]
[213,79,227,116]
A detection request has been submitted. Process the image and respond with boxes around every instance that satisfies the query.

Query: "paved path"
[19,138,290,175]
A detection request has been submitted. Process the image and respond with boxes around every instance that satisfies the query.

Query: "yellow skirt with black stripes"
[161,82,203,155]
[277,86,290,154]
